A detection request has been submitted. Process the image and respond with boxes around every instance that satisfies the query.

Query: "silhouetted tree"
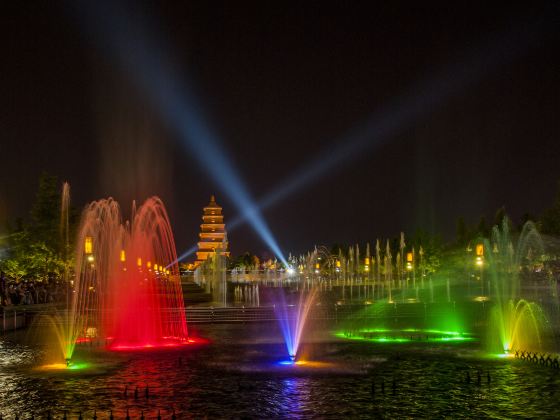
[0,173,72,282]
[517,212,534,232]
[476,216,489,238]
[494,206,507,228]
[409,229,442,274]
[541,181,560,235]
[28,172,61,251]
[456,216,468,245]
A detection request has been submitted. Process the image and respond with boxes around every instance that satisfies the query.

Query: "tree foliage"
[0,173,74,282]
[541,181,560,235]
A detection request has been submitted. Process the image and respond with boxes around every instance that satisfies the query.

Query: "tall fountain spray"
[66,197,188,356]
[485,218,548,354]
[274,287,318,362]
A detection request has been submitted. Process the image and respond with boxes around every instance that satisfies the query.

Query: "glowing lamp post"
[84,236,93,254]
[315,262,320,275]
[406,252,413,270]
[475,243,484,265]
[364,257,370,272]
[84,236,94,263]
[335,260,341,273]
[475,243,484,296]
[120,250,126,262]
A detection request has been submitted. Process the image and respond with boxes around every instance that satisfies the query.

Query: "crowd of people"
[0,272,68,307]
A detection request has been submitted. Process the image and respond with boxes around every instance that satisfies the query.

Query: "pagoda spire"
[195,195,230,266]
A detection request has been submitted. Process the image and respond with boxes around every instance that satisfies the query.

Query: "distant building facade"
[195,195,230,266]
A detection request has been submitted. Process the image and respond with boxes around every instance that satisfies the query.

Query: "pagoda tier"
[200,223,226,231]
[200,233,226,240]
[195,195,230,265]
[202,215,223,223]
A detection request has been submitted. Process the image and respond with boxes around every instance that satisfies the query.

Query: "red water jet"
[73,197,190,350]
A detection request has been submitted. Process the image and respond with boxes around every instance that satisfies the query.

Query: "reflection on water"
[1,325,559,418]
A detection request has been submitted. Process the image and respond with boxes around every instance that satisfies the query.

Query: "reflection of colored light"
[108,336,207,351]
[334,328,476,344]
[489,353,515,359]
[39,362,91,371]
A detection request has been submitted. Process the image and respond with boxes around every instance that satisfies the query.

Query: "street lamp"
[84,236,93,255]
[84,236,94,264]
[475,243,485,296]
[406,252,413,271]
[475,243,484,266]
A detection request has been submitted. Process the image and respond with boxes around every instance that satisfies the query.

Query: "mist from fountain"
[484,218,549,354]
[274,287,318,363]
[61,196,189,359]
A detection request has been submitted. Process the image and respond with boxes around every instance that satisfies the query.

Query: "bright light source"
[287,267,295,276]
[476,243,484,256]
[84,236,93,254]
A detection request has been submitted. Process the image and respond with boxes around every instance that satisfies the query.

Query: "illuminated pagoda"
[195,195,230,266]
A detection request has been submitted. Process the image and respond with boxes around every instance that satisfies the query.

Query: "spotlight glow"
[172,16,551,262]
[72,0,288,267]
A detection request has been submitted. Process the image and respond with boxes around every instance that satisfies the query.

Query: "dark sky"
[1,1,559,259]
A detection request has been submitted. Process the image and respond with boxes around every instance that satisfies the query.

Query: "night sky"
[2,1,559,259]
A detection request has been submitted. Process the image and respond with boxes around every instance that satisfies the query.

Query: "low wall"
[1,309,27,332]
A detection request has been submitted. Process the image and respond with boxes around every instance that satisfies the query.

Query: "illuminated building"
[195,195,230,265]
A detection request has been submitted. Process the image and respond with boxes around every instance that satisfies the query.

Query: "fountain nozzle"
[289,354,296,362]
[65,358,71,368]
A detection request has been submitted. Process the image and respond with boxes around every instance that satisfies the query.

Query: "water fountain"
[484,218,549,354]
[274,287,317,363]
[57,196,190,363]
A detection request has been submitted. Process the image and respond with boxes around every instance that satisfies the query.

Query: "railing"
[186,306,277,323]
[0,308,27,332]
[184,301,464,324]
[0,301,472,328]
